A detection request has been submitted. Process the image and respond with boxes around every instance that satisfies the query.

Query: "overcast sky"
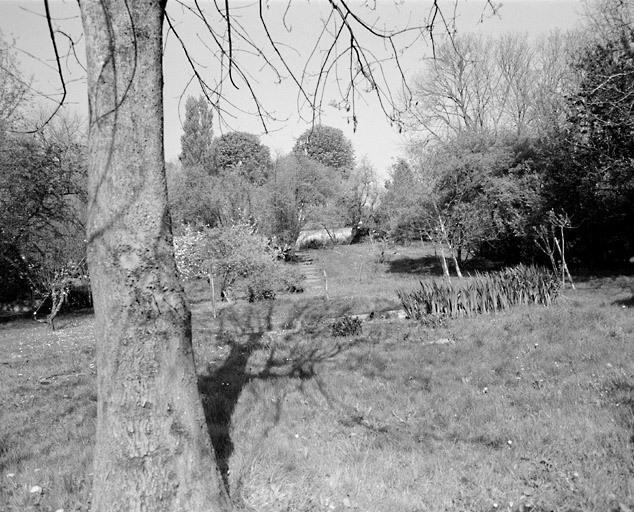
[1,0,584,177]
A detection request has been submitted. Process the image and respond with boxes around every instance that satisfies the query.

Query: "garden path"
[295,251,327,297]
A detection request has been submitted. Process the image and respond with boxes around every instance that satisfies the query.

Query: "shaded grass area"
[1,243,634,511]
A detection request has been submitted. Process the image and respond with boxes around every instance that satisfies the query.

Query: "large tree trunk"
[80,0,229,510]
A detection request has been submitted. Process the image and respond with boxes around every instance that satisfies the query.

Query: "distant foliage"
[0,35,29,128]
[340,157,381,238]
[556,24,634,263]
[174,223,305,301]
[173,225,208,281]
[380,158,429,243]
[397,264,560,321]
[179,95,214,171]
[245,263,305,301]
[330,315,363,337]
[267,154,341,248]
[211,131,272,184]
[174,223,274,300]
[1,114,87,303]
[293,125,355,172]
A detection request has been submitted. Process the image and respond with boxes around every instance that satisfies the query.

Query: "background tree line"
[0,34,87,314]
[384,1,634,272]
[2,0,633,508]
[3,0,634,309]
[168,95,380,262]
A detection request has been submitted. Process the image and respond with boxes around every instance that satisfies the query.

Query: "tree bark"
[438,244,450,278]
[47,285,67,331]
[80,0,229,510]
[451,252,463,279]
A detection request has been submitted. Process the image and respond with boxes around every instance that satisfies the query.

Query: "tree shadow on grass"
[614,295,634,308]
[196,299,364,493]
[386,254,504,278]
[386,255,446,277]
[196,294,359,336]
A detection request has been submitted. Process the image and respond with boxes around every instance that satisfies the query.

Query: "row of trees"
[0,36,87,308]
[384,4,634,272]
[0,69,377,308]
[169,95,380,260]
[4,0,633,308]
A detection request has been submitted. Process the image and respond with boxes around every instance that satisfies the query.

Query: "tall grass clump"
[397,264,560,320]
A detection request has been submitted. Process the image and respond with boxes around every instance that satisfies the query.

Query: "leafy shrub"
[269,236,296,261]
[330,315,363,337]
[174,224,308,302]
[246,264,305,301]
[279,267,305,293]
[397,264,560,321]
[246,272,277,302]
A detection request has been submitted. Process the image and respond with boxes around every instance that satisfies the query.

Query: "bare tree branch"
[25,0,67,133]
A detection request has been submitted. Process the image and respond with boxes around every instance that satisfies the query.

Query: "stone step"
[294,251,329,295]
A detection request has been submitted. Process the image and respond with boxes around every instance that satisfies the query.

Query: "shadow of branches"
[195,298,365,492]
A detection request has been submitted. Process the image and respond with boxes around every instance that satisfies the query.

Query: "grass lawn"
[1,242,634,511]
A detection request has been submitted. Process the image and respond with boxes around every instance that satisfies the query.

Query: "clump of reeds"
[396,264,560,321]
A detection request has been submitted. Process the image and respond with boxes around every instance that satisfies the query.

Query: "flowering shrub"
[173,225,208,281]
[174,222,307,302]
[174,223,277,300]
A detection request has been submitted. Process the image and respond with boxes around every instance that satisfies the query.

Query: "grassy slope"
[1,242,634,511]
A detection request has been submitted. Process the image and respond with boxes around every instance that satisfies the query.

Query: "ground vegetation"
[1,241,633,512]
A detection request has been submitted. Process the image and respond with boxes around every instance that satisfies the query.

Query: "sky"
[0,0,584,178]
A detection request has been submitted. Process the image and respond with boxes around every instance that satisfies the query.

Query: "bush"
[246,263,305,301]
[279,266,305,293]
[246,272,277,302]
[269,236,296,261]
[330,315,363,337]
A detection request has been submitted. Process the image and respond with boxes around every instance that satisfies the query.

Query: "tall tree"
[555,21,634,263]
[267,154,339,247]
[180,95,215,171]
[495,33,534,136]
[63,0,480,509]
[0,32,29,129]
[532,30,580,137]
[408,31,580,142]
[408,34,498,140]
[339,157,381,240]
[381,158,430,242]
[0,116,87,303]
[293,125,355,173]
[211,131,272,184]
[80,0,228,509]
